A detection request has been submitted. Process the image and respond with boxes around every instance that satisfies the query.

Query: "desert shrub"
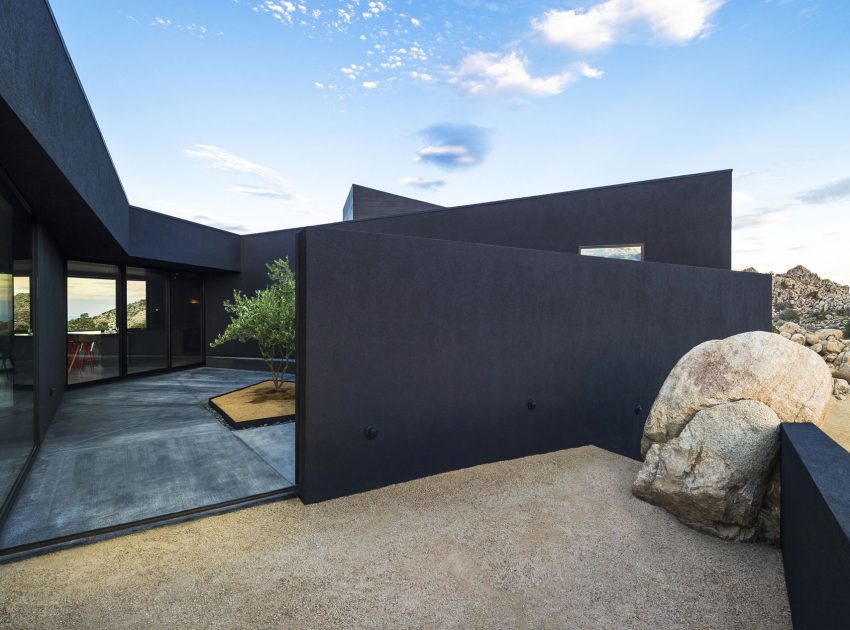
[779,308,801,323]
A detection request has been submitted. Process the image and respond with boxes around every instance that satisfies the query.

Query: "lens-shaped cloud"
[415,123,490,170]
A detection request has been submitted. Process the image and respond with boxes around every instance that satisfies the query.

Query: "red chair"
[67,339,81,374]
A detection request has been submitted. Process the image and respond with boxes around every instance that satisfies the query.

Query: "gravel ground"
[0,446,790,630]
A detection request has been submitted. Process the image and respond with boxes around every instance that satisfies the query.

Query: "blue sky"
[50,0,850,283]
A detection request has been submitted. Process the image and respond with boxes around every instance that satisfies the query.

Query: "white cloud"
[533,0,725,52]
[362,81,378,89]
[448,51,577,97]
[410,17,421,27]
[183,144,293,200]
[733,207,783,230]
[576,62,604,78]
[732,190,753,205]
[409,71,436,83]
[399,176,446,191]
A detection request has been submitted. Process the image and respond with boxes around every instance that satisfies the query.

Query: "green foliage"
[779,308,801,323]
[844,321,850,339]
[67,314,98,331]
[211,258,296,390]
[779,280,789,289]
[771,323,780,334]
[806,290,819,300]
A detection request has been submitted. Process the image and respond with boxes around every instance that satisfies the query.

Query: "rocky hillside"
[67,299,147,332]
[14,292,30,332]
[744,265,850,330]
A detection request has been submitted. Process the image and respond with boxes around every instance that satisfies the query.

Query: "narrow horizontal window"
[580,244,643,261]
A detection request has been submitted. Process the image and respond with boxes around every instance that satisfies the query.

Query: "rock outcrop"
[634,331,833,543]
[770,265,850,329]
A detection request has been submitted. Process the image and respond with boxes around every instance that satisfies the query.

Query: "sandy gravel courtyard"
[0,446,790,630]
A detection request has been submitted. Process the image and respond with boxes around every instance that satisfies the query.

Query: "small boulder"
[824,338,845,355]
[816,328,844,341]
[835,379,850,401]
[836,350,850,371]
[780,322,805,336]
[633,400,781,541]
[790,333,806,345]
[805,333,820,346]
[812,342,823,354]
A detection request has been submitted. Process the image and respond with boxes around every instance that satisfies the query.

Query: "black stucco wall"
[335,171,732,270]
[297,227,770,503]
[33,224,65,441]
[781,424,850,630]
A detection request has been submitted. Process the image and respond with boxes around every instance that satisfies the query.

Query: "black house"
[0,0,775,540]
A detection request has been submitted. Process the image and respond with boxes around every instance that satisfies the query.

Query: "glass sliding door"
[66,262,120,384]
[170,272,203,367]
[126,267,168,374]
[0,185,34,506]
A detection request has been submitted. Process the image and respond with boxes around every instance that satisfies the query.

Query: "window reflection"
[126,267,168,374]
[580,244,643,261]
[66,262,120,384]
[0,186,34,509]
[170,272,203,367]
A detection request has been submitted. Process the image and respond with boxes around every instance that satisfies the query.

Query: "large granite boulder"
[633,400,780,541]
[641,331,833,457]
[634,331,834,543]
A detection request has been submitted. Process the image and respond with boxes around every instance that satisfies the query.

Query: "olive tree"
[211,258,296,390]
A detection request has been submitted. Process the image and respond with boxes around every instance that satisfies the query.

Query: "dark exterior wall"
[205,228,300,362]
[781,424,850,630]
[297,227,770,503]
[0,0,129,249]
[343,185,442,221]
[128,207,240,272]
[33,224,65,441]
[335,171,732,270]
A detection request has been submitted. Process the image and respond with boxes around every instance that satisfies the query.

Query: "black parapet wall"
[781,424,850,630]
[297,227,770,503]
[128,207,240,272]
[336,171,732,270]
[343,185,443,221]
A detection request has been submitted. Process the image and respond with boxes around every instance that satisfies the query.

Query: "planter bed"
[209,380,295,429]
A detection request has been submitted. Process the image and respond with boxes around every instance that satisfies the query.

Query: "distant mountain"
[745,265,850,330]
[67,299,147,332]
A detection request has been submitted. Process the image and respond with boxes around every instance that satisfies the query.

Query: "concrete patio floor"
[0,368,295,549]
[0,446,790,629]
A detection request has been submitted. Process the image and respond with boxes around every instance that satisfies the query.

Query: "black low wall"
[297,227,770,503]
[781,424,850,630]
